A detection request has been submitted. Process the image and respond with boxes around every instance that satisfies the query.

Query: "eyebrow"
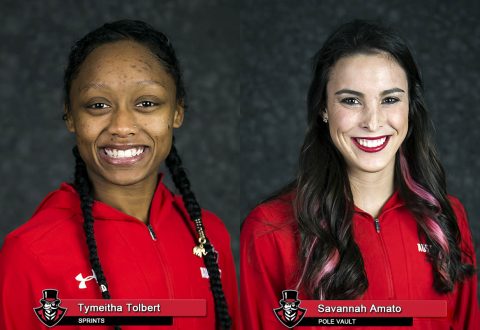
[79,80,166,92]
[334,88,406,97]
[135,80,166,87]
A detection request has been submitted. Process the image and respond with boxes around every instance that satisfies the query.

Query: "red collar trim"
[47,173,176,225]
[353,191,405,217]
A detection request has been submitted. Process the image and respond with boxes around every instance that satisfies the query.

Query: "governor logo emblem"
[273,290,307,328]
[33,289,67,327]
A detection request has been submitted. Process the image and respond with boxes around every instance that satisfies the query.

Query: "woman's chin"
[96,170,155,187]
[348,158,395,175]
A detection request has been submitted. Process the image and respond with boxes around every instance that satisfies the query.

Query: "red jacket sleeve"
[0,235,51,330]
[240,206,298,330]
[449,197,480,329]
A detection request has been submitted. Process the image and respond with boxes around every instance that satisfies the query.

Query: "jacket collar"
[353,191,405,218]
[37,173,179,225]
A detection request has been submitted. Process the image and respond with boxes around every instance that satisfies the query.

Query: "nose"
[362,102,385,131]
[107,105,138,137]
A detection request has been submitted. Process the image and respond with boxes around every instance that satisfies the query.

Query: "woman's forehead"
[71,40,174,93]
[328,53,408,94]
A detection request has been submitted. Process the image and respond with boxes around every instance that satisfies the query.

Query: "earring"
[322,109,328,123]
[323,116,328,123]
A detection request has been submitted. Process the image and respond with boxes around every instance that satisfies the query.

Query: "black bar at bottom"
[59,316,173,326]
[298,317,413,326]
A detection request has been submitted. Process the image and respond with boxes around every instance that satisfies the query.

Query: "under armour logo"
[75,270,97,289]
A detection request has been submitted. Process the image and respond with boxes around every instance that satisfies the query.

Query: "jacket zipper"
[373,217,395,299]
[147,223,157,241]
[145,223,175,300]
[374,218,381,233]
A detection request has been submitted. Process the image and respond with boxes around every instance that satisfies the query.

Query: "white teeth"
[356,137,387,148]
[104,147,145,159]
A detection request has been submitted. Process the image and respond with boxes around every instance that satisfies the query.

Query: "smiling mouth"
[104,146,145,158]
[99,145,149,165]
[352,136,390,153]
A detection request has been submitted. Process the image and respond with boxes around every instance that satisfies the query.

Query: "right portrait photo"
[240,2,480,330]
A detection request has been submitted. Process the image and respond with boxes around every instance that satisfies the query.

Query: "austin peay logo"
[33,289,68,327]
[273,290,307,328]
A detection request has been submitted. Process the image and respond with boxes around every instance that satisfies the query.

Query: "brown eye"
[87,103,110,109]
[382,97,399,104]
[341,97,360,105]
[136,100,157,107]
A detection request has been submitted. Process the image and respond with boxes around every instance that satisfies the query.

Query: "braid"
[165,142,232,330]
[66,20,222,329]
[73,146,121,330]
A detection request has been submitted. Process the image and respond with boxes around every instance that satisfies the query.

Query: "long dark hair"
[290,20,474,299]
[64,20,231,329]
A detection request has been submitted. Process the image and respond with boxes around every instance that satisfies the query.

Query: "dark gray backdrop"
[240,0,480,298]
[0,0,239,258]
[1,0,479,300]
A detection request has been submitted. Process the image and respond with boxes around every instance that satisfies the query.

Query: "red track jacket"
[0,177,240,329]
[241,192,479,329]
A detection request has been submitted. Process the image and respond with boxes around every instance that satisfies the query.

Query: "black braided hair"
[65,20,231,330]
[165,142,232,329]
[73,146,120,330]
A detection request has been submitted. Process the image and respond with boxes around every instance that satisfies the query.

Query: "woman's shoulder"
[168,189,233,249]
[242,192,297,240]
[169,191,227,228]
[447,195,466,214]
[445,195,478,268]
[241,193,300,282]
[447,195,470,230]
[201,208,232,242]
[1,183,81,256]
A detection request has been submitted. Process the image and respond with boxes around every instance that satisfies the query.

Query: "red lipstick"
[351,136,390,153]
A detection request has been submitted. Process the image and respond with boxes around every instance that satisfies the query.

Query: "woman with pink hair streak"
[241,20,479,330]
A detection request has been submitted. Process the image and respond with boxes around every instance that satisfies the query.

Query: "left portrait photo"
[0,1,240,329]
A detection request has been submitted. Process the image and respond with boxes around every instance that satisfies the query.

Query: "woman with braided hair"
[0,20,239,329]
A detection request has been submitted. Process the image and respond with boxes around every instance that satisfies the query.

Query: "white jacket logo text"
[417,243,431,253]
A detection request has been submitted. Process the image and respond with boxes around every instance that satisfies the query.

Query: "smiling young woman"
[0,20,239,330]
[241,20,479,329]
[325,53,409,181]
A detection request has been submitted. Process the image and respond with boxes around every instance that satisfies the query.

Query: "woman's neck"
[348,166,395,218]
[89,173,158,223]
